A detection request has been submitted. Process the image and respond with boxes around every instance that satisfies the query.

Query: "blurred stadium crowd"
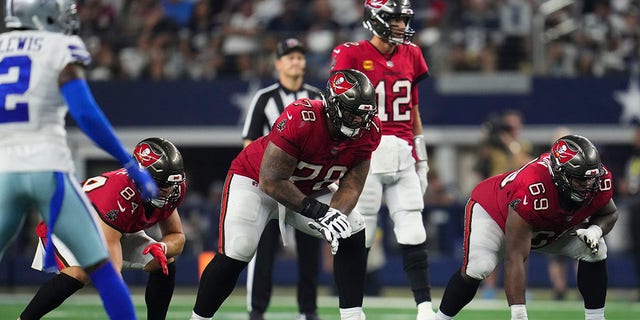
[50,0,640,81]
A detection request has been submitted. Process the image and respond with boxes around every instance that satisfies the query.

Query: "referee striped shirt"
[242,82,322,141]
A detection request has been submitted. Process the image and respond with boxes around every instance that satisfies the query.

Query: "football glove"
[124,158,158,201]
[316,208,351,239]
[416,160,429,195]
[309,222,340,255]
[572,225,603,254]
[142,242,168,275]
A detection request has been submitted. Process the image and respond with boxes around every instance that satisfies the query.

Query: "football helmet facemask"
[5,0,80,34]
[549,135,604,207]
[133,137,185,208]
[363,0,415,45]
[324,69,377,139]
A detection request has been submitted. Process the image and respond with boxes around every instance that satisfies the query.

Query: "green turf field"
[1,288,639,319]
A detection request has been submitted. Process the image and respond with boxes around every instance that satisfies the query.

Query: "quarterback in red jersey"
[22,138,186,320]
[331,1,434,319]
[191,69,381,320]
[436,135,618,320]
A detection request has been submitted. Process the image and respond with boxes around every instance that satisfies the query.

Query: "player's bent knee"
[465,256,497,280]
[393,211,426,245]
[224,236,259,262]
[62,266,90,284]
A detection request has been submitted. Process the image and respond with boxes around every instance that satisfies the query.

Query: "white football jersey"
[0,30,91,173]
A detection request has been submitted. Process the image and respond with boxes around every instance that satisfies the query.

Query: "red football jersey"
[81,169,186,233]
[230,98,382,195]
[330,40,429,149]
[471,153,614,245]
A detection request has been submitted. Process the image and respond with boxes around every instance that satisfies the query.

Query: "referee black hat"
[276,38,306,58]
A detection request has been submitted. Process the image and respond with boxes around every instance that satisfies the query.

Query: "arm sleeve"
[61,79,132,165]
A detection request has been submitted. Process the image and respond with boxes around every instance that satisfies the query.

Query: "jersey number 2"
[0,55,31,123]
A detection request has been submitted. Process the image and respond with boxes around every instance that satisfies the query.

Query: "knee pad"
[224,234,259,262]
[464,256,497,281]
[392,210,426,245]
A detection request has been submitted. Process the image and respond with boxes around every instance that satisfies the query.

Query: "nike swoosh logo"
[117,201,126,212]
[523,196,528,205]
[333,49,341,54]
[287,112,293,120]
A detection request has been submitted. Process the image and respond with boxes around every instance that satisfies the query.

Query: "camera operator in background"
[476,110,533,179]
[474,109,532,299]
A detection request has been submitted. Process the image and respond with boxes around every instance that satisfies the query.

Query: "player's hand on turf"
[309,222,340,255]
[124,158,158,201]
[142,242,168,275]
[572,225,602,254]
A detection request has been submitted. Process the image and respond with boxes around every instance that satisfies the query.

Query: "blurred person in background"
[330,1,434,318]
[437,135,617,320]
[21,138,186,320]
[241,38,324,320]
[219,1,262,79]
[474,109,532,299]
[0,0,159,319]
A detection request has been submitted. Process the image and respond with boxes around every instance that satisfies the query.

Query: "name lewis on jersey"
[0,36,43,53]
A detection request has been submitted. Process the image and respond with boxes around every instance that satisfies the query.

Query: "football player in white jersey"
[0,1,158,319]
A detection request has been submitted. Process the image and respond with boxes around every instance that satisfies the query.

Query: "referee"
[241,38,323,320]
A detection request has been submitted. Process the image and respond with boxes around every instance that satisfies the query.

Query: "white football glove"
[317,208,351,239]
[416,160,429,195]
[309,222,340,255]
[572,225,603,254]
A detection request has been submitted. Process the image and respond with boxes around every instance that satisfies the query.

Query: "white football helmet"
[5,0,80,34]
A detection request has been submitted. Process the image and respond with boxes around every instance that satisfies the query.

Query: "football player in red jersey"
[435,135,618,320]
[21,138,187,320]
[331,1,434,319]
[190,69,381,320]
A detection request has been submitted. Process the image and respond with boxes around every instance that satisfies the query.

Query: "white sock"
[340,307,365,320]
[435,310,454,320]
[418,301,435,314]
[190,311,212,320]
[585,307,605,320]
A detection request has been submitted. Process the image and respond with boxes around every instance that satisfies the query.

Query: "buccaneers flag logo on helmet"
[366,0,388,9]
[134,143,162,167]
[329,71,355,96]
[552,140,578,164]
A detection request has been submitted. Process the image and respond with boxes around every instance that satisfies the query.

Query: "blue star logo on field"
[614,77,640,124]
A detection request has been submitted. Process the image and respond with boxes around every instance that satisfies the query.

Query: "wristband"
[300,197,329,220]
[414,135,428,161]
